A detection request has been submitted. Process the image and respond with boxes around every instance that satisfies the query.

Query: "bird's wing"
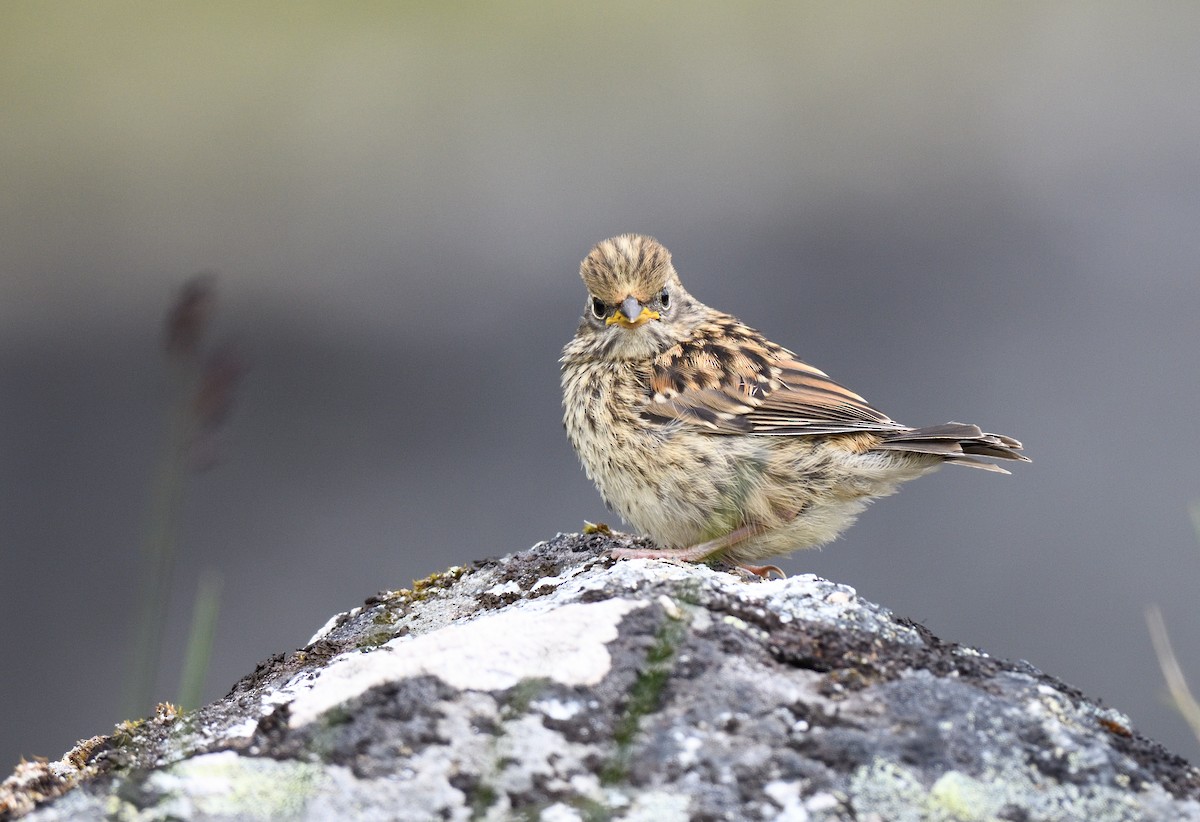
[642,316,907,436]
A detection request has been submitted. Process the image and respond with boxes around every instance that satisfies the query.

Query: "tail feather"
[874,421,1028,471]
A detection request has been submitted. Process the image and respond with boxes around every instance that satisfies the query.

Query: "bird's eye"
[590,297,606,320]
[659,289,671,309]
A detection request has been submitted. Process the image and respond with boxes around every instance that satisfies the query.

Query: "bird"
[560,234,1028,577]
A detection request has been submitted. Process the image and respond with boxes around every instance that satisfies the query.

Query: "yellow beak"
[606,296,660,328]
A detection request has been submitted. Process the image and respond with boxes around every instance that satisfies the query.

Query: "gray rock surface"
[3,532,1199,821]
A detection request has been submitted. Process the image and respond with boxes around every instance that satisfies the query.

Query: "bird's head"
[575,234,697,360]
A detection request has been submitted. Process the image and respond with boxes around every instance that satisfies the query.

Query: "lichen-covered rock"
[3,532,1199,821]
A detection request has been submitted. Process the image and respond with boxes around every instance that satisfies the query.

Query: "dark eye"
[659,289,670,309]
[590,297,606,320]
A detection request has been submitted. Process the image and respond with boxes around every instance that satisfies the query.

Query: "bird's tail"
[873,422,1029,474]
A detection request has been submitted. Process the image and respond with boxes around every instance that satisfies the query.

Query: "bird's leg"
[611,522,785,578]
[611,522,762,562]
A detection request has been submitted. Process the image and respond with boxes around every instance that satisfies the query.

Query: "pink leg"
[610,522,761,562]
[610,523,786,579]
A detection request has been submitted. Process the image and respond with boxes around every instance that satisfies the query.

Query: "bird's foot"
[738,564,786,580]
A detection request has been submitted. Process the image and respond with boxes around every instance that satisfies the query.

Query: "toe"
[739,563,786,580]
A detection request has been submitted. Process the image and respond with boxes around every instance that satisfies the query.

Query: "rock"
[3,532,1199,821]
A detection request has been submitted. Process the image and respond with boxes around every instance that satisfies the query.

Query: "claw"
[739,564,786,580]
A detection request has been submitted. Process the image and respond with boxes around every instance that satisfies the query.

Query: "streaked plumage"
[561,234,1027,571]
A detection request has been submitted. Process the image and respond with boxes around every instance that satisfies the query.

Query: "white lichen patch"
[145,751,325,819]
[1026,687,1113,773]
[756,575,911,642]
[306,607,360,645]
[284,598,644,727]
[349,691,606,821]
[620,789,692,821]
[848,756,1199,822]
[529,560,594,593]
[763,779,809,821]
[540,803,584,822]
[224,717,262,742]
[656,594,683,619]
[603,558,917,646]
[481,579,522,598]
[531,697,582,721]
[492,714,598,797]
[674,733,704,767]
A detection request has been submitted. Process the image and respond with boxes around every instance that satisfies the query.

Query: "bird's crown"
[580,234,676,303]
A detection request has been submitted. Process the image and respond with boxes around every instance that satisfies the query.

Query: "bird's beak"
[606,295,660,328]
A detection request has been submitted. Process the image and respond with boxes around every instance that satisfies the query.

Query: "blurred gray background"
[3,2,1200,769]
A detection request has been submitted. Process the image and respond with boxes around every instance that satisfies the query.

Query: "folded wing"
[641,316,1027,470]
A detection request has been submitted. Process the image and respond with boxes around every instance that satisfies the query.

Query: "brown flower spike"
[561,234,1027,576]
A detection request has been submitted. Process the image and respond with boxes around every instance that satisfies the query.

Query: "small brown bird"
[561,234,1027,576]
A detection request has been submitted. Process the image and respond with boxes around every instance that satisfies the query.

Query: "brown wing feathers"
[640,316,1027,469]
[754,359,897,427]
[642,317,904,435]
